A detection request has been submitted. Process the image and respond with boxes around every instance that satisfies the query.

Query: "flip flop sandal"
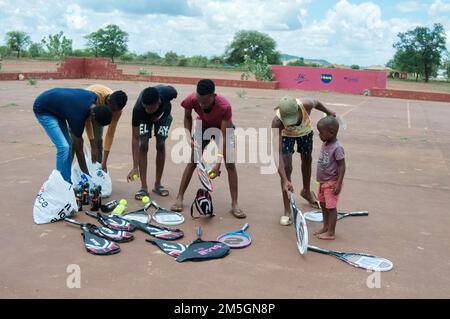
[280,215,293,226]
[135,189,149,200]
[230,209,246,219]
[152,185,169,197]
[170,204,184,212]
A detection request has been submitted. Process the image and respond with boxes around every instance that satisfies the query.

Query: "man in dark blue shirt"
[33,88,112,183]
[127,85,177,199]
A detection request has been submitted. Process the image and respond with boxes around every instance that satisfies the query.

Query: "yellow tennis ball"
[208,169,216,179]
[142,196,150,205]
[131,174,139,181]
[119,199,127,206]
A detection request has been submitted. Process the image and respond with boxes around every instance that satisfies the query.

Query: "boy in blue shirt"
[33,88,112,183]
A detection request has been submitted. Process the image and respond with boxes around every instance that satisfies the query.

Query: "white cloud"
[64,4,88,30]
[0,0,444,66]
[428,0,450,16]
[276,0,414,65]
[396,1,422,13]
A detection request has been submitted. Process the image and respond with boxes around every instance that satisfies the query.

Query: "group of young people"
[33,79,346,239]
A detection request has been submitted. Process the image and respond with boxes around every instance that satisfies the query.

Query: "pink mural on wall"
[271,65,387,95]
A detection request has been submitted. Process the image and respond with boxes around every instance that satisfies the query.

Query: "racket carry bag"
[176,227,230,262]
[190,188,214,219]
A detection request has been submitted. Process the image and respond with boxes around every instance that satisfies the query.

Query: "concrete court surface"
[0,79,449,298]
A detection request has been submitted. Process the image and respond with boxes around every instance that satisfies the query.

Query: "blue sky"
[1,0,449,66]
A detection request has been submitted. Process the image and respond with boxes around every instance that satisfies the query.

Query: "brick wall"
[371,88,450,102]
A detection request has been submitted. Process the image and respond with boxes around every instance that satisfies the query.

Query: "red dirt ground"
[0,76,449,298]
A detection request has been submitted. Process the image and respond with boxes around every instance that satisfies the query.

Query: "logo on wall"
[296,73,308,84]
[321,74,333,84]
[344,76,358,83]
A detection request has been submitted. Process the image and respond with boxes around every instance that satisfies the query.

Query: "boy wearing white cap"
[272,96,335,225]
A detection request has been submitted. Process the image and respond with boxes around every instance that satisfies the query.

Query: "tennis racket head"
[293,206,308,255]
[196,164,214,192]
[121,209,150,224]
[217,223,251,248]
[339,253,393,272]
[304,211,324,222]
[152,207,185,226]
[217,233,251,248]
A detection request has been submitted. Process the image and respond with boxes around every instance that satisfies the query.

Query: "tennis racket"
[288,191,308,255]
[121,208,150,224]
[304,211,369,222]
[85,211,136,232]
[65,218,134,243]
[194,145,214,192]
[146,199,185,226]
[217,223,251,248]
[308,245,394,272]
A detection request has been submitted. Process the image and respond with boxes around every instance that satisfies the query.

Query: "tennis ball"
[208,169,216,179]
[131,174,139,181]
[142,196,150,205]
[119,199,127,206]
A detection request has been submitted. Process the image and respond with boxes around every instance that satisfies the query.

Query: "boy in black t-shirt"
[127,85,177,199]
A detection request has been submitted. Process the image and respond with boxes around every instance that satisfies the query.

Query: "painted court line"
[0,150,52,165]
[407,101,411,129]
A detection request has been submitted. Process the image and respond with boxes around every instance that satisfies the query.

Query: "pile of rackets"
[66,210,185,256]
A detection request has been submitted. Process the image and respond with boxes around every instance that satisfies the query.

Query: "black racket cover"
[127,219,184,241]
[81,226,121,255]
[176,232,230,262]
[146,239,189,257]
[86,211,136,232]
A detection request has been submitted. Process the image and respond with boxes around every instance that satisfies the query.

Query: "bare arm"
[102,111,121,171]
[73,136,89,176]
[303,100,336,116]
[127,126,140,181]
[272,117,293,192]
[334,158,346,195]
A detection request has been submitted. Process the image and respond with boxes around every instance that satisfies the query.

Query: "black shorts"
[282,131,313,155]
[193,125,236,152]
[138,114,172,140]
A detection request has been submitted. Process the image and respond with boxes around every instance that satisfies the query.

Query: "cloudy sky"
[1,0,450,66]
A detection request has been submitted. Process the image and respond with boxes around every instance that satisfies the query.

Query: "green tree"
[84,31,102,57]
[164,51,179,65]
[28,42,44,58]
[351,64,360,70]
[6,31,31,58]
[140,51,161,62]
[393,23,447,82]
[442,51,450,81]
[225,30,280,65]
[42,31,73,59]
[391,49,423,81]
[0,45,12,58]
[89,25,128,63]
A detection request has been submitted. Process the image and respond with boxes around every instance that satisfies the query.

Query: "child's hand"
[283,180,294,193]
[333,182,342,195]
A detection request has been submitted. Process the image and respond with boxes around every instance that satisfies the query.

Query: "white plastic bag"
[33,170,78,224]
[71,146,112,197]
